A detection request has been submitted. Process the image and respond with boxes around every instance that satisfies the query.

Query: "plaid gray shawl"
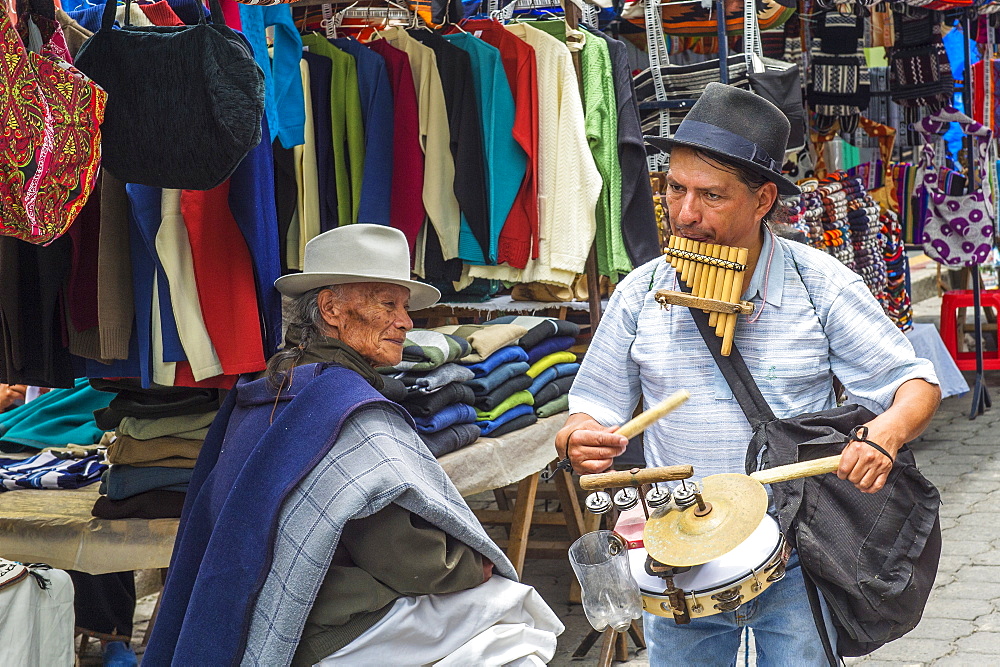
[241,404,516,666]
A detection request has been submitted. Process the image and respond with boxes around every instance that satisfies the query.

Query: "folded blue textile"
[0,452,106,491]
[413,403,478,434]
[465,361,531,395]
[100,465,195,501]
[478,404,534,437]
[525,336,575,365]
[462,346,529,378]
[528,362,581,396]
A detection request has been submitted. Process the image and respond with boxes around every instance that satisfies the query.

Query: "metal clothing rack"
[961,10,993,419]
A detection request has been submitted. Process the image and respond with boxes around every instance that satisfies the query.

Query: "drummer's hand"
[836,423,900,494]
[556,413,629,475]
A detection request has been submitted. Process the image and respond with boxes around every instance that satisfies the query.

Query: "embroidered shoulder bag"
[0,1,106,245]
[914,107,996,266]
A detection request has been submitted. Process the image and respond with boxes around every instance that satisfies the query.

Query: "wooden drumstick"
[749,455,842,485]
[714,246,740,334]
[617,389,691,440]
[580,464,694,491]
[720,247,749,355]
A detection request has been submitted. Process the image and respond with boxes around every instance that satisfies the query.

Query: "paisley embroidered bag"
[915,108,996,266]
[0,5,106,245]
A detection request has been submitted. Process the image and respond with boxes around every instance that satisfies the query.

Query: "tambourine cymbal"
[642,473,768,567]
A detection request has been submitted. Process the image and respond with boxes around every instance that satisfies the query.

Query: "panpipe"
[657,237,753,356]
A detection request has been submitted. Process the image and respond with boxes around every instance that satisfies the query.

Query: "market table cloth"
[0,416,563,574]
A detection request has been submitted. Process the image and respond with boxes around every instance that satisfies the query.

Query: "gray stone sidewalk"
[525,373,1000,666]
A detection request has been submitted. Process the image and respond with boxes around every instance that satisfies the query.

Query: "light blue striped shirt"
[569,231,939,480]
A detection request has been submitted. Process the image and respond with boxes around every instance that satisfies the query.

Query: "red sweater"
[367,39,426,256]
[180,181,265,379]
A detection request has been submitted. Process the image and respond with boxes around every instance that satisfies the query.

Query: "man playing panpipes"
[557,83,941,665]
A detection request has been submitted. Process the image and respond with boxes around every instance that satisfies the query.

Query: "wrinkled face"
[665,147,777,250]
[319,283,413,367]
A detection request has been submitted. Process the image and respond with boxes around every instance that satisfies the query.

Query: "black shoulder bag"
[74,0,264,190]
[683,284,942,660]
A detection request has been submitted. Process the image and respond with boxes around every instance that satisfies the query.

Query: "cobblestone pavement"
[525,371,1000,666]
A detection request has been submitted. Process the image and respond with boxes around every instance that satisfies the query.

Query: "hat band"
[673,120,781,175]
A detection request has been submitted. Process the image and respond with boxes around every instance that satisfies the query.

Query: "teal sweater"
[443,33,527,265]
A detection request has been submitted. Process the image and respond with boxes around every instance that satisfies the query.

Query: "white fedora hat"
[274,225,441,310]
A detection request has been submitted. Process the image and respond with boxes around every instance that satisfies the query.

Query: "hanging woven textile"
[807,8,870,134]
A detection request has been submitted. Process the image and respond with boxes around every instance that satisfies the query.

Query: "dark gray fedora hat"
[645,82,800,196]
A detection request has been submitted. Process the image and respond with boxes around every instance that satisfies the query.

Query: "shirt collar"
[741,226,785,308]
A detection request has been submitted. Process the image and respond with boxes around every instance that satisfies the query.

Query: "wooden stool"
[573,620,646,666]
[473,464,591,582]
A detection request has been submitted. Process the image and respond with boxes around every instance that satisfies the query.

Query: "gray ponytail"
[266,285,343,389]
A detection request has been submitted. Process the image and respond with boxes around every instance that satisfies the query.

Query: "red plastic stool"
[939,290,1000,371]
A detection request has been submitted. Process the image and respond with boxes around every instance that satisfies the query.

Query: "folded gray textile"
[474,374,534,412]
[486,316,580,349]
[401,382,476,417]
[418,423,481,458]
[395,364,476,394]
[99,464,195,500]
[532,375,575,409]
[392,331,471,372]
[536,394,569,418]
[379,375,408,403]
[118,412,218,441]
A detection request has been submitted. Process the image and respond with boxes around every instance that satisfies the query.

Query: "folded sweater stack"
[0,378,112,453]
[89,380,220,519]
[487,316,580,420]
[465,317,581,436]
[386,329,489,458]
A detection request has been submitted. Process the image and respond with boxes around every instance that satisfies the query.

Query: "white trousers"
[317,575,564,666]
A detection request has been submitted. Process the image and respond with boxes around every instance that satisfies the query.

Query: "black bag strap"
[679,278,893,469]
[679,280,775,426]
[101,0,224,30]
[802,566,841,667]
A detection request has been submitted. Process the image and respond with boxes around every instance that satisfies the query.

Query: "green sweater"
[529,21,630,281]
[299,35,365,226]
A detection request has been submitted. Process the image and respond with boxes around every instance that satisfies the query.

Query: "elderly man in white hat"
[146,225,562,667]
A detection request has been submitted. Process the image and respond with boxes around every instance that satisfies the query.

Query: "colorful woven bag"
[0,6,106,245]
[915,108,996,266]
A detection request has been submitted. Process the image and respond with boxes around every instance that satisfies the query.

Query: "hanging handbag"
[74,0,264,190]
[914,107,996,266]
[888,41,953,111]
[743,0,806,153]
[0,1,106,245]
[682,277,941,660]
